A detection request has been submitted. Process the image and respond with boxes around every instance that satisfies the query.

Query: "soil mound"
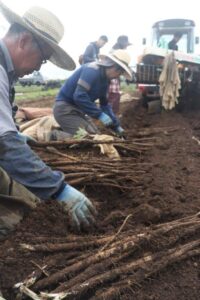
[1,100,200,299]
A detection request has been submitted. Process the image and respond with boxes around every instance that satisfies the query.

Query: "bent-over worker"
[53,49,132,137]
[0,1,96,238]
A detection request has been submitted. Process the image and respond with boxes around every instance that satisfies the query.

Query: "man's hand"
[56,185,97,231]
[114,125,125,138]
[98,112,113,126]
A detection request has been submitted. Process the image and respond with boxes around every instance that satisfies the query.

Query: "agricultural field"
[15,81,63,103]
[0,91,200,300]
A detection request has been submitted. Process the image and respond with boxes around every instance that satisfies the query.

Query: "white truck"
[136,18,200,110]
[19,71,45,86]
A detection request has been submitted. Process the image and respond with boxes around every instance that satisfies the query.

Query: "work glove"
[56,185,97,231]
[18,132,36,143]
[98,112,113,126]
[114,126,126,138]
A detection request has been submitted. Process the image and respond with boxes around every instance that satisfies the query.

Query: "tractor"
[136,19,200,111]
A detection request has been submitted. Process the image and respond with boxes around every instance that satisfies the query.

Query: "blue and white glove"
[18,132,36,143]
[56,185,97,231]
[98,112,113,126]
[115,126,125,138]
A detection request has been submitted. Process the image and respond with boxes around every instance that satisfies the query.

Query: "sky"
[1,0,200,79]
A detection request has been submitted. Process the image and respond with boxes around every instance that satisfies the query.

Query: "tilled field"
[0,100,200,299]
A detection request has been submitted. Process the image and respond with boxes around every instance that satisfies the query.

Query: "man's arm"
[0,67,65,199]
[0,66,18,135]
[0,132,65,199]
[73,85,103,118]
[0,133,97,230]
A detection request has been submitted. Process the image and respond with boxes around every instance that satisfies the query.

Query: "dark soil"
[0,98,200,299]
[18,96,55,108]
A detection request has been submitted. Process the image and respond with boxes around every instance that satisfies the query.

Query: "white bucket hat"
[99,49,132,80]
[0,1,75,70]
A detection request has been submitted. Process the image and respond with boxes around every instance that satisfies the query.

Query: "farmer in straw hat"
[0,1,97,239]
[53,49,132,137]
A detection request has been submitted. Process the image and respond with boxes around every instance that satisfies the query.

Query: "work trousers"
[53,101,99,136]
[0,166,40,240]
[108,92,121,115]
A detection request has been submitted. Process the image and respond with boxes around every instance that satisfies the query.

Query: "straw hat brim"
[99,53,132,81]
[0,1,76,70]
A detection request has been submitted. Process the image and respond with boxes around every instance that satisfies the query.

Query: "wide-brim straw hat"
[0,1,75,70]
[98,49,132,80]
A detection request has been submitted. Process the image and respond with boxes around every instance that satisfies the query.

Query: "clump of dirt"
[1,99,200,299]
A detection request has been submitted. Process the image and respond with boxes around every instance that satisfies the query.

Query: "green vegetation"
[14,80,137,104]
[121,82,137,94]
[15,84,59,103]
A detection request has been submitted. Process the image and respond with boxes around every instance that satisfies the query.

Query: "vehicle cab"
[151,19,198,53]
[137,19,199,108]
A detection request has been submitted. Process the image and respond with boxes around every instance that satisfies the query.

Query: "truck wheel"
[141,95,149,109]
